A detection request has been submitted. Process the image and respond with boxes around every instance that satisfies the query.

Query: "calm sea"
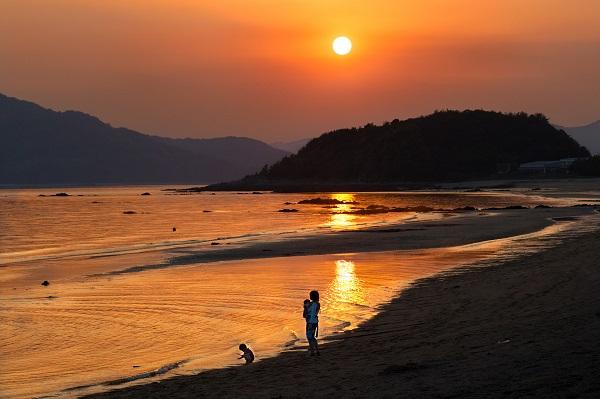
[0,186,582,398]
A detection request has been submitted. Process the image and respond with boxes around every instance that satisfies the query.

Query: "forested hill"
[202,110,589,190]
[250,110,588,184]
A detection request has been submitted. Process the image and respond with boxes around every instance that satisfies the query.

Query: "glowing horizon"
[1,0,599,141]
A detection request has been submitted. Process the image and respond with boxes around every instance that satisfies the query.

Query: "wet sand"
[104,207,595,275]
[86,213,600,398]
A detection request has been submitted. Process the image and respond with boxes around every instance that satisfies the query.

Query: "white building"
[518,158,579,174]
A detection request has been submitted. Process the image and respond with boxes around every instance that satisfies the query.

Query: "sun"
[332,36,352,56]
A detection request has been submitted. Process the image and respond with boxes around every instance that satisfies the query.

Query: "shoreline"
[83,212,600,398]
[179,177,600,193]
[101,207,596,276]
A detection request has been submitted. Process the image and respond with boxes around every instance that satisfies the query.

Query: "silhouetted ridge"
[201,110,589,191]
[0,93,288,185]
[254,110,588,183]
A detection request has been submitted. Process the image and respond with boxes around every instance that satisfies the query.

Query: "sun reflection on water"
[329,259,364,306]
[328,213,356,229]
[327,193,357,230]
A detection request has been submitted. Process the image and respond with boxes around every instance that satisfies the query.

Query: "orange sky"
[1,0,599,141]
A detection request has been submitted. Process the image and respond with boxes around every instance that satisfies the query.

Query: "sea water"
[0,186,581,398]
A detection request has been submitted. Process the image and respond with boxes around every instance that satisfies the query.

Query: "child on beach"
[304,290,320,356]
[302,298,311,320]
[238,343,255,364]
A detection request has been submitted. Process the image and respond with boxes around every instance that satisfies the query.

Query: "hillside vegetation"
[257,110,589,183]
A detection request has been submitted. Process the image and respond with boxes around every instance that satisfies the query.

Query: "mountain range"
[558,121,600,155]
[3,93,596,187]
[0,94,288,185]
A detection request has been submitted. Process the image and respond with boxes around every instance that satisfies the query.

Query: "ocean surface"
[0,185,595,398]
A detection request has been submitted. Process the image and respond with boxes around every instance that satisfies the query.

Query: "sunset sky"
[1,0,599,141]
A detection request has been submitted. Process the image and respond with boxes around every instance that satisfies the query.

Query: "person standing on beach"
[305,290,320,356]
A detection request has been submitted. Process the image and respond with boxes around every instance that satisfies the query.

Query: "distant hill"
[206,110,589,190]
[271,138,312,153]
[558,121,600,155]
[0,93,288,185]
[155,136,288,178]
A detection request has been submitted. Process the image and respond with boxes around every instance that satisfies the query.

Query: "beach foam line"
[60,359,190,396]
[104,360,189,386]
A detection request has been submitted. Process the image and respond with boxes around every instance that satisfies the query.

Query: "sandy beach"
[5,2,600,396]
[5,189,598,399]
[85,210,600,398]
[104,207,596,276]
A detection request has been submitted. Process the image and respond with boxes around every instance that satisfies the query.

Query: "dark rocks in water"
[366,204,389,210]
[535,204,552,209]
[172,227,177,232]
[483,205,528,211]
[298,197,359,205]
[38,194,46,197]
[252,191,263,195]
[91,201,101,204]
[404,205,435,212]
[344,204,436,215]
[203,210,212,213]
[41,280,50,286]
[278,208,299,213]
[123,210,137,214]
[348,208,388,215]
[283,202,293,205]
[453,206,477,211]
[53,192,70,197]
[211,242,220,245]
[346,205,387,215]
[140,192,151,196]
